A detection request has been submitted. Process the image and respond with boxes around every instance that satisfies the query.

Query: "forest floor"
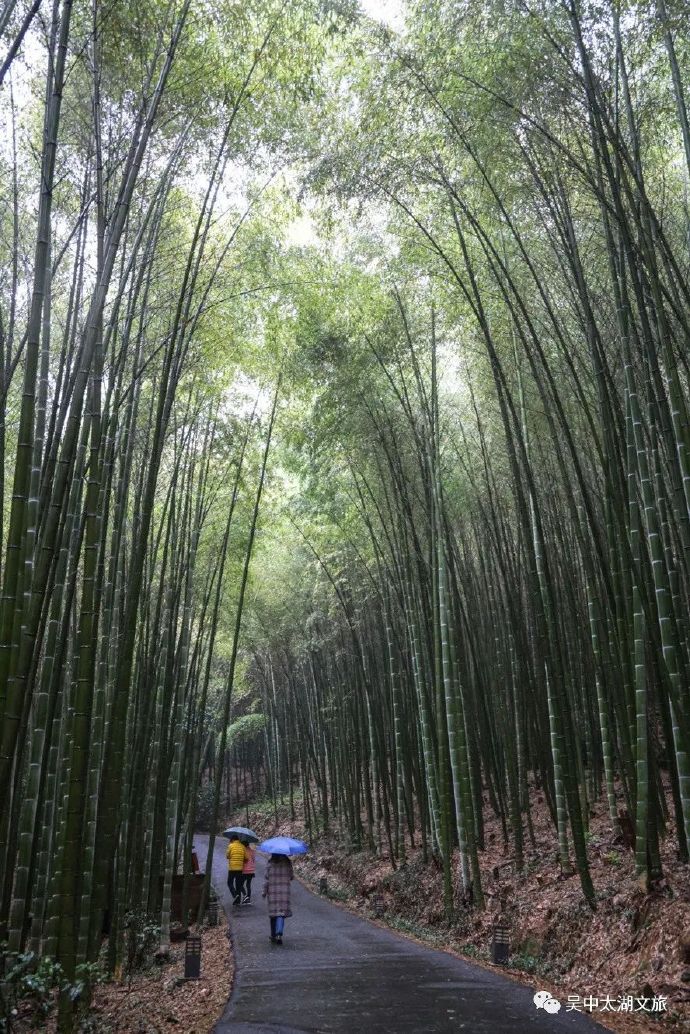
[230,785,690,1034]
[12,923,233,1034]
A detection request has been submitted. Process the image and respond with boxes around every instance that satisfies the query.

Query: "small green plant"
[0,948,64,1032]
[0,946,105,1033]
[121,911,160,977]
[510,952,540,974]
[386,916,445,947]
[321,882,351,902]
[72,961,105,1001]
[195,782,217,831]
[603,850,621,866]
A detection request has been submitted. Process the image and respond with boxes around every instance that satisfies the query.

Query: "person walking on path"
[241,841,256,904]
[262,853,293,944]
[226,833,248,907]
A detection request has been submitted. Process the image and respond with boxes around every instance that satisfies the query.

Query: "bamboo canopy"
[1,0,690,1030]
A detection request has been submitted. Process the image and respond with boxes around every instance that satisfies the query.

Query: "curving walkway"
[196,835,601,1034]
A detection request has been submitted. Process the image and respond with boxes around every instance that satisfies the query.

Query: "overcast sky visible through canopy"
[359,0,405,31]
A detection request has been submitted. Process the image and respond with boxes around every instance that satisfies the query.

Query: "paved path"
[196,835,601,1034]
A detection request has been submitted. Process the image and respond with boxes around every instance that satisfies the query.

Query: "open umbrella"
[258,836,309,856]
[222,826,259,842]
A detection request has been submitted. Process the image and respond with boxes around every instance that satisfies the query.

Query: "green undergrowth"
[299,868,354,903]
[386,915,452,949]
[508,952,541,974]
[228,789,305,825]
[0,913,162,1034]
[0,948,104,1034]
[322,885,351,903]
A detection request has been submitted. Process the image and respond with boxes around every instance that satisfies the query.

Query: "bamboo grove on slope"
[2,0,690,1027]
[0,0,317,1028]
[246,0,690,921]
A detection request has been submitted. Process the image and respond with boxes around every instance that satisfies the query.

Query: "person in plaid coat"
[262,854,294,944]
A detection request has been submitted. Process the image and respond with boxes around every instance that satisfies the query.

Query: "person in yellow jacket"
[226,834,249,906]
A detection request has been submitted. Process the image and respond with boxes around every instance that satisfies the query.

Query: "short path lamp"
[184,934,202,980]
[491,924,510,965]
[319,876,328,895]
[372,893,385,918]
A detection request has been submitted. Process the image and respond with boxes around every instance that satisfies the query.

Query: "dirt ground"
[235,786,690,1034]
[87,924,233,1034]
[12,922,233,1034]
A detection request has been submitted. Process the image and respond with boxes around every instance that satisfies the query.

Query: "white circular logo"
[534,990,561,1013]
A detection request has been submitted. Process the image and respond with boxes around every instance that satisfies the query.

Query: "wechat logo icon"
[534,990,562,1014]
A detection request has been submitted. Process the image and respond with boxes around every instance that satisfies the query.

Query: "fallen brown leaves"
[18,924,233,1034]
[92,925,232,1034]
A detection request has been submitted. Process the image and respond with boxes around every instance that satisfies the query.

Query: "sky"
[283,0,405,249]
[359,0,405,31]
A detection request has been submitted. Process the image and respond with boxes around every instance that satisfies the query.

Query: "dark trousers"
[270,915,285,938]
[227,870,243,903]
[243,873,254,901]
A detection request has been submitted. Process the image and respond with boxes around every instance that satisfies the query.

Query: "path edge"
[212,873,246,1031]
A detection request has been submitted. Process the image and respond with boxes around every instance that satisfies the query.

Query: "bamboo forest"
[1,0,690,1031]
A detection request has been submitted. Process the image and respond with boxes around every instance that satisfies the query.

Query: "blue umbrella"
[258,836,309,856]
[223,826,259,842]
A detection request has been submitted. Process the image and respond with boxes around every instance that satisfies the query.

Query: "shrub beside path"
[196,835,601,1034]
